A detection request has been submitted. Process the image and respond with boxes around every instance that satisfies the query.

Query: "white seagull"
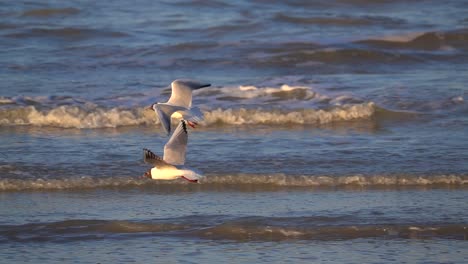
[143,120,200,183]
[148,79,211,135]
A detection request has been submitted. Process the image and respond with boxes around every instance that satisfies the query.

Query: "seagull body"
[150,79,210,135]
[143,120,200,183]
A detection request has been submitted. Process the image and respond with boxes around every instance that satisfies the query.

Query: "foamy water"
[0,84,381,128]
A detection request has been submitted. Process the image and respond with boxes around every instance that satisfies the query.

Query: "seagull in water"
[148,79,211,135]
[142,120,200,183]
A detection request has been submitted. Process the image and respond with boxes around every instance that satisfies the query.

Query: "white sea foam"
[0,83,395,128]
[0,106,154,128]
[26,106,152,128]
[203,103,375,125]
[0,103,376,128]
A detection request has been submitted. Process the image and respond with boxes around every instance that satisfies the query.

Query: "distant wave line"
[1,217,466,242]
[0,174,466,192]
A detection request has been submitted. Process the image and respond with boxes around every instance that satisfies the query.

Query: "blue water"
[1,0,467,263]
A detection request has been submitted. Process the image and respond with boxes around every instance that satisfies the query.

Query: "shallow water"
[1,0,468,263]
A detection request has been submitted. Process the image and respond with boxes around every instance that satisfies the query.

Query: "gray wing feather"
[181,107,204,123]
[168,79,211,108]
[153,103,187,135]
[143,148,174,169]
[168,83,193,108]
[163,120,188,165]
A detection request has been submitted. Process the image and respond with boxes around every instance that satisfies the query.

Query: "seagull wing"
[153,103,187,135]
[167,82,194,108]
[180,106,204,123]
[168,79,211,108]
[143,148,174,169]
[163,120,188,165]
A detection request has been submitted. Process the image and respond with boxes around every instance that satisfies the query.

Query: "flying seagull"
[142,120,200,183]
[148,79,210,135]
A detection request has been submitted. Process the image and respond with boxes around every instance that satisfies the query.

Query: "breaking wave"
[0,105,152,128]
[0,104,377,128]
[1,217,466,242]
[203,103,375,125]
[0,83,383,128]
[1,174,466,192]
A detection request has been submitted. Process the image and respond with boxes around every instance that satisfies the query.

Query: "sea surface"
[1,0,468,263]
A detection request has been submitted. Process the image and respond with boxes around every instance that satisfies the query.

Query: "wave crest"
[1,174,466,192]
[0,106,152,128]
[196,223,467,241]
[2,218,466,242]
[0,103,376,128]
[204,103,375,125]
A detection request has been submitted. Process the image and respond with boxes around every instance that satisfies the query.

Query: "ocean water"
[1,0,467,263]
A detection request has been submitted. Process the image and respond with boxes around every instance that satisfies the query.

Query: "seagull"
[148,79,211,135]
[142,120,200,183]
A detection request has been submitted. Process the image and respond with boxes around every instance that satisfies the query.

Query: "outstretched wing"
[181,106,204,123]
[143,148,174,169]
[168,79,211,108]
[153,103,187,136]
[163,120,188,165]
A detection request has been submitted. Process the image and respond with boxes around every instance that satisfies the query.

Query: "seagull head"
[142,169,152,179]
